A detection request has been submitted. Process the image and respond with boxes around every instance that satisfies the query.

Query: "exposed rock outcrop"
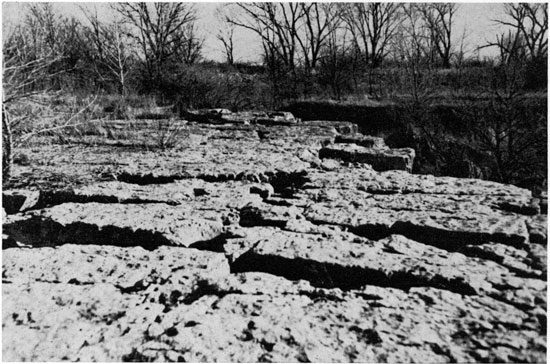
[319,144,415,172]
[3,203,225,249]
[2,120,546,362]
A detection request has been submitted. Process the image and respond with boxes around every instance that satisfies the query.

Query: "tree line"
[3,3,547,102]
[4,3,202,99]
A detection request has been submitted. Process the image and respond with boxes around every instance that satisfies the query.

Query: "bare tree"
[3,5,98,181]
[2,51,58,179]
[226,3,308,102]
[495,3,548,62]
[15,4,89,88]
[174,23,204,65]
[318,27,358,99]
[3,5,59,179]
[82,7,132,95]
[341,3,402,67]
[215,5,236,65]
[298,3,339,70]
[217,25,235,66]
[226,3,339,69]
[417,3,458,68]
[226,3,341,102]
[483,30,527,66]
[25,3,59,55]
[391,4,434,102]
[106,21,132,95]
[115,2,198,83]
[454,4,548,184]
[226,3,304,70]
[480,3,547,90]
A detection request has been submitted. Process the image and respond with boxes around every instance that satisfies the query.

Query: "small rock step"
[304,203,530,249]
[526,215,548,245]
[2,180,265,214]
[227,228,508,295]
[319,144,415,172]
[334,134,386,149]
[3,203,224,249]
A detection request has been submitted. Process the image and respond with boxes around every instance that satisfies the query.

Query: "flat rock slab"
[237,198,533,255]
[3,203,224,249]
[3,282,164,362]
[3,180,267,215]
[2,244,229,361]
[304,202,529,248]
[3,244,229,286]
[463,242,543,278]
[3,272,544,362]
[334,134,387,148]
[305,168,532,197]
[298,187,518,215]
[319,144,415,172]
[8,123,333,189]
[151,284,544,363]
[225,228,546,308]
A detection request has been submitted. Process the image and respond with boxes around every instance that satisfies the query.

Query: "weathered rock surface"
[3,179,266,213]
[304,202,529,248]
[5,122,348,190]
[2,189,41,214]
[2,120,546,362]
[3,203,225,249]
[227,228,499,292]
[527,214,548,244]
[293,168,537,252]
[463,242,543,277]
[3,244,229,286]
[240,202,305,228]
[334,133,386,148]
[146,281,544,363]
[225,227,546,310]
[320,144,415,172]
[3,272,545,363]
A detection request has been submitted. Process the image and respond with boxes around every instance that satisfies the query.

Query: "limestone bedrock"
[2,120,546,362]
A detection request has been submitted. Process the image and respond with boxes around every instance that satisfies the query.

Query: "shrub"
[153,119,188,150]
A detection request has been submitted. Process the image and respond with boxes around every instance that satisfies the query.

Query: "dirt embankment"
[284,98,547,134]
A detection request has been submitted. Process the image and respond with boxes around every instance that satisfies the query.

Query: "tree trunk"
[2,105,13,182]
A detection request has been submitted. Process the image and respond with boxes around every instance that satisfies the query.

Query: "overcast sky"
[3,2,511,63]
